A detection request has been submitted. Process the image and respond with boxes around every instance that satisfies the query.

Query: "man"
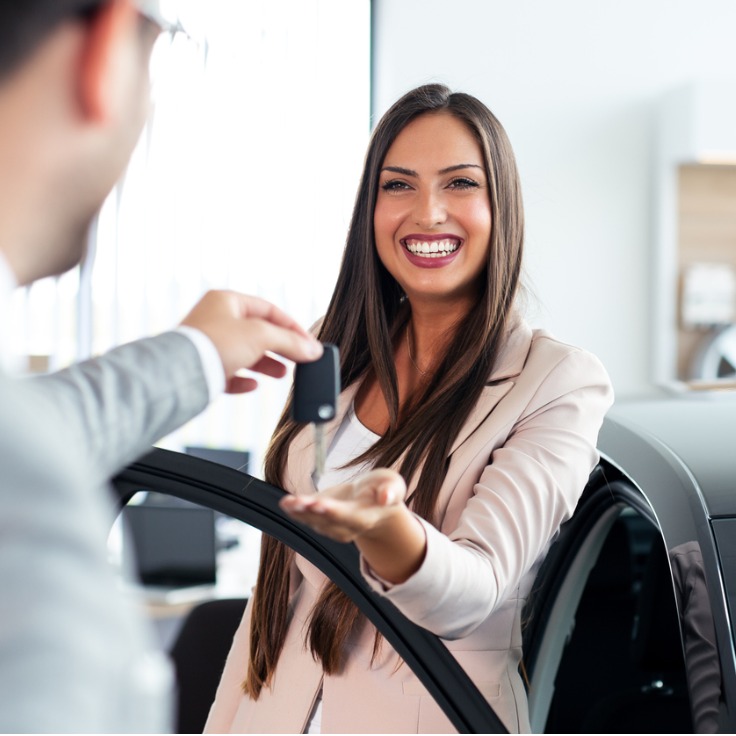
[0,1,322,731]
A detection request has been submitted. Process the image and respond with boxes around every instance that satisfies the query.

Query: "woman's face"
[374,111,492,309]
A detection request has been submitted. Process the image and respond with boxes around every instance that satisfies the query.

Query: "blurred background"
[10,0,736,475]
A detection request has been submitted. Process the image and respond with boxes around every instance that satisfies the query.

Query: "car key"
[292,343,340,487]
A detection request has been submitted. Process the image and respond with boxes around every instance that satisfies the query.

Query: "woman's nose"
[413,189,447,229]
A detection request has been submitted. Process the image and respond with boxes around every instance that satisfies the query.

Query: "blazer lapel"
[448,382,515,455]
[448,318,533,455]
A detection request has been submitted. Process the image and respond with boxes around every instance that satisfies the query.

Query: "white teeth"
[404,239,459,257]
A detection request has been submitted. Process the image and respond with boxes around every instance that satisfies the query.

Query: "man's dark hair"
[0,1,104,80]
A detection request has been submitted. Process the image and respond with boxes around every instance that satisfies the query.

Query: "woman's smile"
[401,234,464,267]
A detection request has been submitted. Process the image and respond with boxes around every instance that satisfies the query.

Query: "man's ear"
[78,0,139,123]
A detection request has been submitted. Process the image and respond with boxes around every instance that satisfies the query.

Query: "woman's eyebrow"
[438,163,484,174]
[381,165,417,177]
[380,163,484,177]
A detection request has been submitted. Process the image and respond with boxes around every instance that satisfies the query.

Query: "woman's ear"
[77,0,140,123]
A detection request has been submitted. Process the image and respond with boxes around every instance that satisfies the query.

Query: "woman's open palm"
[279,469,407,543]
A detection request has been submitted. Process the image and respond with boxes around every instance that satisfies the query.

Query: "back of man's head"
[0,0,160,287]
[0,1,105,81]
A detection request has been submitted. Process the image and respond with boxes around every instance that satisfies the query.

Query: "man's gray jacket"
[0,331,209,733]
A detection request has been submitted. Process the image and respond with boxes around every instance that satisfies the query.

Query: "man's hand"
[180,290,323,394]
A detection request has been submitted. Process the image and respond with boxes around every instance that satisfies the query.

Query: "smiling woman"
[204,84,615,735]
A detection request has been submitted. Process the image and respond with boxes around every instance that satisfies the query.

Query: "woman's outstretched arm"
[279,468,427,584]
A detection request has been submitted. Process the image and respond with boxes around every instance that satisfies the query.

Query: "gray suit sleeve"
[0,376,174,732]
[0,332,210,730]
[27,331,210,484]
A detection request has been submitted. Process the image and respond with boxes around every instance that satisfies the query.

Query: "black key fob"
[292,343,340,424]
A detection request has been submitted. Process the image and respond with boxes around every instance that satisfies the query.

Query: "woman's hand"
[280,469,427,584]
[280,469,406,543]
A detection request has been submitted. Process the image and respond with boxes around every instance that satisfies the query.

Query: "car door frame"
[522,414,736,733]
[112,447,508,734]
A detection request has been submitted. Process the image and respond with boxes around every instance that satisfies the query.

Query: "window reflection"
[670,541,724,733]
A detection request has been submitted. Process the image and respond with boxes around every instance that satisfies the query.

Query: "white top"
[316,402,380,492]
[305,403,379,734]
[0,253,18,372]
[174,324,225,399]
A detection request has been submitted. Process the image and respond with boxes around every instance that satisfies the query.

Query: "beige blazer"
[205,320,614,734]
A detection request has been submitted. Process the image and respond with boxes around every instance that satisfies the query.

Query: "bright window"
[11,0,371,474]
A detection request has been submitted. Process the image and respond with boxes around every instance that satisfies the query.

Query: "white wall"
[372,0,736,397]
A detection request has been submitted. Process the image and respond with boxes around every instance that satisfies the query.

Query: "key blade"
[314,424,326,477]
[292,343,340,424]
[311,423,326,488]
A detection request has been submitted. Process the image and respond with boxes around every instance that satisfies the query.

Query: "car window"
[544,510,692,732]
[523,476,696,734]
[111,447,508,734]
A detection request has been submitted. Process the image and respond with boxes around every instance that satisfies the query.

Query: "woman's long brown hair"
[245,84,525,697]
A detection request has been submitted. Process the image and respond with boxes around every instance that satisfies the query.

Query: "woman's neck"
[406,296,473,368]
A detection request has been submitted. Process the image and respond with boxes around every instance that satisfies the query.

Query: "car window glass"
[543,508,694,733]
[111,495,472,734]
[110,451,515,734]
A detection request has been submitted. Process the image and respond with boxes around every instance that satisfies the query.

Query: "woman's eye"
[448,177,480,190]
[380,180,411,192]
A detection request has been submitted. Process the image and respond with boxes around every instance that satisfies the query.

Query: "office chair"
[169,597,248,734]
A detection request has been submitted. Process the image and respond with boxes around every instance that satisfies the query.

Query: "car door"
[522,465,696,732]
[523,406,736,734]
[112,447,508,734]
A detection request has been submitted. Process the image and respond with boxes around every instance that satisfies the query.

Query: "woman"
[205,84,614,734]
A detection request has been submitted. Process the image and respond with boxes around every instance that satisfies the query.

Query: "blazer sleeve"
[25,331,209,486]
[361,347,614,639]
[0,376,173,733]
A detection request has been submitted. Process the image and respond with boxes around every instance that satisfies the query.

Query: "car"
[112,395,736,734]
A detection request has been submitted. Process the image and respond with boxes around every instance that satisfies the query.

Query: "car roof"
[603,395,736,519]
